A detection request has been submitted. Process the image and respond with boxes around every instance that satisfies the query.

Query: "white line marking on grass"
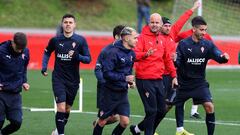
[23,107,240,127]
[83,111,240,127]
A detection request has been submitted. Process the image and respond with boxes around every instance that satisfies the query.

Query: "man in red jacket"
[130,12,177,135]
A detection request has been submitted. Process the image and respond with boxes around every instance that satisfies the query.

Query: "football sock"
[1,120,21,135]
[191,105,198,115]
[206,113,215,135]
[93,123,103,135]
[112,124,125,135]
[176,127,184,132]
[56,112,65,134]
[135,125,141,133]
[64,113,70,125]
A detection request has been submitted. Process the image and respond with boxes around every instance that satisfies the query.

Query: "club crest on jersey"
[201,47,205,53]
[145,92,149,98]
[22,54,25,60]
[72,42,76,48]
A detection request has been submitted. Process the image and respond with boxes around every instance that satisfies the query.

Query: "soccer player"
[92,27,138,135]
[93,24,125,126]
[160,0,200,112]
[0,32,30,135]
[41,14,91,135]
[175,16,214,119]
[130,13,177,135]
[174,16,229,135]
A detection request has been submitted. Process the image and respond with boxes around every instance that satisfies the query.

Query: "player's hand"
[68,50,75,58]
[128,81,136,89]
[172,77,178,88]
[144,47,157,58]
[191,0,200,12]
[221,52,230,60]
[0,83,3,91]
[172,53,177,61]
[126,75,135,84]
[22,83,30,91]
[41,69,48,76]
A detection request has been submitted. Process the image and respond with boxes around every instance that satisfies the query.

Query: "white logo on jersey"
[6,55,11,59]
[201,47,205,53]
[145,92,149,98]
[187,58,205,65]
[57,53,72,61]
[59,43,64,47]
[120,58,125,63]
[22,54,25,60]
[188,48,192,52]
[148,41,153,45]
[72,42,76,48]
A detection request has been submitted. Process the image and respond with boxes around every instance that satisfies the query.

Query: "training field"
[8,69,240,135]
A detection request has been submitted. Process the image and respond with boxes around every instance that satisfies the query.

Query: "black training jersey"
[175,36,228,89]
[43,33,91,84]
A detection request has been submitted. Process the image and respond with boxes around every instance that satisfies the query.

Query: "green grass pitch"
[7,69,240,135]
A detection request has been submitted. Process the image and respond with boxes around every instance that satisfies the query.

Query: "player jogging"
[41,14,91,135]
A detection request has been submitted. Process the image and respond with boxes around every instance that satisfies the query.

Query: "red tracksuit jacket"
[134,25,176,79]
[163,9,195,75]
[175,29,213,43]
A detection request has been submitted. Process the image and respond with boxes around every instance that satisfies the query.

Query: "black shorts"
[99,86,129,120]
[96,81,104,109]
[175,83,212,105]
[0,92,22,123]
[52,77,79,106]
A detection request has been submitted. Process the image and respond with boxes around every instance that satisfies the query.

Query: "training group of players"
[0,0,230,135]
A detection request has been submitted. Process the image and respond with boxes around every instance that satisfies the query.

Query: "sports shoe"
[130,125,140,135]
[154,132,159,135]
[190,113,201,119]
[176,129,194,135]
[51,129,58,135]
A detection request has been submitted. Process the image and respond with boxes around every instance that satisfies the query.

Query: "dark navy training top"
[0,41,29,93]
[102,40,135,91]
[42,33,91,85]
[175,36,228,89]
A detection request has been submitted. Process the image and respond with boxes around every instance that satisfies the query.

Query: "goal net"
[172,0,240,36]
